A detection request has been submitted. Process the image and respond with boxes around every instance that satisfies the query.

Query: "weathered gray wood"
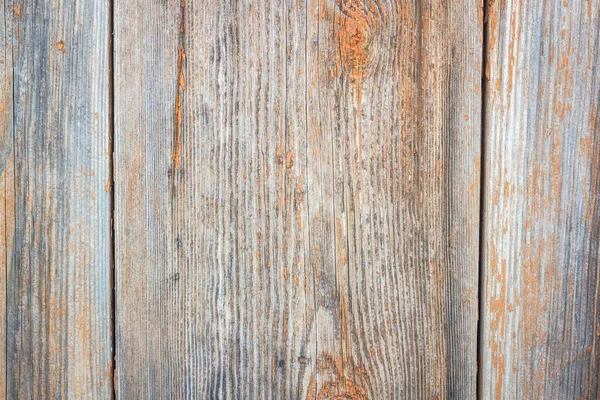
[0,0,14,397]
[115,0,481,398]
[2,1,112,398]
[480,0,600,398]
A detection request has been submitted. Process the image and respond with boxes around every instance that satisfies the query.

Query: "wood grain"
[2,1,112,398]
[480,0,600,398]
[115,0,481,398]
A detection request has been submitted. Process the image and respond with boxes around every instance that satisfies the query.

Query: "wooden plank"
[304,1,482,398]
[0,0,14,396]
[115,0,481,397]
[114,1,181,396]
[3,1,112,398]
[481,0,600,398]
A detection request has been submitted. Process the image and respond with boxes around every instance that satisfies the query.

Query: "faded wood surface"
[481,0,600,398]
[3,0,599,398]
[1,1,112,398]
[115,0,481,398]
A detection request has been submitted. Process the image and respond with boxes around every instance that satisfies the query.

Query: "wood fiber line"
[115,0,481,398]
[1,0,112,399]
[481,0,600,398]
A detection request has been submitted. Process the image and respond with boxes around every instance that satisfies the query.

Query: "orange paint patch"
[503,181,510,197]
[336,6,369,84]
[333,0,379,101]
[314,353,368,400]
[555,101,570,119]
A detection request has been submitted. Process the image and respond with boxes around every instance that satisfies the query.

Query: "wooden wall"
[0,0,598,398]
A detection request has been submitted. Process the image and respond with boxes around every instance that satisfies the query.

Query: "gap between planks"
[476,1,490,399]
[109,0,117,398]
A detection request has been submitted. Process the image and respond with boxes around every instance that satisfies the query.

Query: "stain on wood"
[2,0,112,398]
[481,0,600,398]
[115,0,481,398]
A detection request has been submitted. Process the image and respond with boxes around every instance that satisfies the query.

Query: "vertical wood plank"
[115,0,481,398]
[304,1,482,398]
[481,0,600,398]
[3,1,112,398]
[0,0,14,396]
[114,0,181,396]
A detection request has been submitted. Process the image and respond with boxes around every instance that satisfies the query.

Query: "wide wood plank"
[303,1,482,398]
[481,0,600,398]
[115,0,481,398]
[2,1,112,398]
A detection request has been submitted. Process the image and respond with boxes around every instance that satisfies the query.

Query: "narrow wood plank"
[115,0,481,398]
[114,1,180,396]
[0,0,14,396]
[481,0,600,398]
[3,1,112,398]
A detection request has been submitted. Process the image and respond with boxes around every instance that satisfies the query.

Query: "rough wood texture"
[2,1,112,398]
[481,0,600,398]
[115,0,481,398]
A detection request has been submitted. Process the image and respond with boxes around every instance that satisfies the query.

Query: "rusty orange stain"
[173,0,186,171]
[306,375,317,400]
[173,47,185,170]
